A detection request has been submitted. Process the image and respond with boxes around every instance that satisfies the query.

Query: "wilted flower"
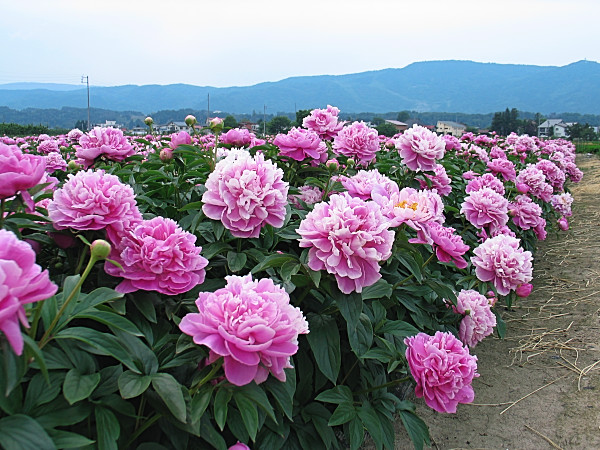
[202,150,289,238]
[0,143,46,199]
[75,127,136,167]
[302,105,344,140]
[452,290,496,348]
[297,193,394,294]
[0,230,57,355]
[273,127,328,164]
[105,216,208,295]
[333,121,380,165]
[404,331,478,413]
[179,275,309,386]
[471,234,533,296]
[395,125,445,172]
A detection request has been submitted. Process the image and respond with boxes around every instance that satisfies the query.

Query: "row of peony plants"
[0,106,580,450]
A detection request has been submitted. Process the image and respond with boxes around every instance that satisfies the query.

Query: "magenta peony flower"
[461,187,509,232]
[509,195,543,231]
[557,217,569,231]
[516,283,533,298]
[535,159,565,191]
[220,128,263,148]
[515,165,553,202]
[340,169,397,201]
[37,139,60,154]
[202,150,289,238]
[471,234,533,296]
[426,222,469,269]
[273,127,328,164]
[75,127,136,167]
[297,193,394,294]
[48,169,142,243]
[551,193,573,217]
[105,216,208,295]
[0,230,57,355]
[45,152,68,173]
[179,274,309,386]
[302,105,344,140]
[419,163,452,196]
[332,121,380,165]
[442,134,461,151]
[228,443,251,450]
[395,125,445,172]
[465,173,505,195]
[404,331,478,413]
[487,158,516,182]
[169,131,192,149]
[453,290,496,348]
[0,143,47,199]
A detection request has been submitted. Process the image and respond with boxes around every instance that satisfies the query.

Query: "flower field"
[0,107,582,449]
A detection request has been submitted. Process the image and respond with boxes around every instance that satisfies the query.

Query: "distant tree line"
[0,123,69,137]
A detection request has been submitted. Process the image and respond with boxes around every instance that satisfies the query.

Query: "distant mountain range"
[1,60,599,116]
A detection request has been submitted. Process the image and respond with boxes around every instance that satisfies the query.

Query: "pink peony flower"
[442,135,461,151]
[221,128,263,148]
[551,193,573,217]
[461,187,509,232]
[105,216,208,295]
[465,173,505,195]
[404,331,478,413]
[297,193,394,294]
[273,127,328,164]
[515,165,553,202]
[179,274,309,386]
[535,159,565,192]
[471,234,533,296]
[557,217,569,231]
[202,150,289,238]
[288,185,322,209]
[45,152,68,173]
[487,158,516,182]
[395,125,445,172]
[302,105,344,140]
[332,121,380,165]
[67,128,84,142]
[228,443,251,450]
[340,169,397,201]
[75,127,136,167]
[419,163,452,196]
[48,169,142,243]
[453,290,496,348]
[509,195,543,231]
[426,222,469,269]
[169,131,192,149]
[0,143,47,199]
[37,139,60,154]
[0,230,58,355]
[516,283,533,298]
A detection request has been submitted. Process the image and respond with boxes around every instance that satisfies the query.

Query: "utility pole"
[207,93,210,125]
[263,104,266,136]
[81,75,90,130]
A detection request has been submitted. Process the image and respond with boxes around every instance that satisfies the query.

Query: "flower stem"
[190,358,223,396]
[126,412,161,448]
[355,375,411,396]
[0,199,5,228]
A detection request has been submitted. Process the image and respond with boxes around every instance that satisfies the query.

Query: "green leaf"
[95,406,120,450]
[23,372,64,413]
[235,382,277,423]
[199,415,227,450]
[361,279,393,300]
[251,254,298,274]
[202,242,233,259]
[265,367,295,420]
[151,373,187,423]
[495,309,506,338]
[213,388,232,431]
[35,404,92,429]
[328,402,357,426]
[377,320,419,338]
[357,404,383,450]
[233,391,259,441]
[75,310,143,336]
[178,201,204,212]
[334,292,362,329]
[0,414,55,450]
[315,385,353,404]
[348,417,365,450]
[63,369,101,405]
[131,293,157,323]
[48,429,95,449]
[348,314,374,357]
[22,334,49,384]
[190,385,213,425]
[118,370,151,399]
[227,251,247,272]
[399,409,431,450]
[113,330,158,375]
[306,314,341,384]
[70,287,124,318]
[396,253,424,283]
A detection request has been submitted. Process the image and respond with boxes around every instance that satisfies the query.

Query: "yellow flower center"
[395,200,419,210]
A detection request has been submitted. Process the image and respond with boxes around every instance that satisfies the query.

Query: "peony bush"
[0,112,582,449]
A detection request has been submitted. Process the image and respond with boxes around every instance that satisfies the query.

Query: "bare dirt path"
[395,154,600,450]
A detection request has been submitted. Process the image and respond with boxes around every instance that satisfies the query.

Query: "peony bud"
[516,183,530,194]
[185,115,197,126]
[90,239,112,260]
[159,148,173,161]
[515,283,533,298]
[326,158,339,171]
[209,117,224,133]
[67,160,81,171]
[557,217,569,231]
[144,117,154,126]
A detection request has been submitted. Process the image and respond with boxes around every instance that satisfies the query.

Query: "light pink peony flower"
[509,195,543,231]
[37,139,60,154]
[535,159,565,192]
[297,193,394,294]
[461,187,509,232]
[487,158,516,182]
[442,135,461,151]
[0,230,57,355]
[288,185,322,209]
[426,222,469,269]
[273,127,328,164]
[404,331,478,413]
[179,274,309,386]
[105,216,208,295]
[471,234,533,296]
[515,165,553,202]
[419,163,452,196]
[453,290,496,348]
[48,169,142,243]
[75,127,136,167]
[45,152,68,173]
[202,150,289,238]
[465,173,505,195]
[340,169,397,201]
[0,143,47,199]
[67,128,84,142]
[302,105,344,140]
[395,125,445,172]
[551,193,573,217]
[332,121,380,165]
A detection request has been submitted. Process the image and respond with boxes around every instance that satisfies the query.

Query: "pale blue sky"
[1,0,598,87]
